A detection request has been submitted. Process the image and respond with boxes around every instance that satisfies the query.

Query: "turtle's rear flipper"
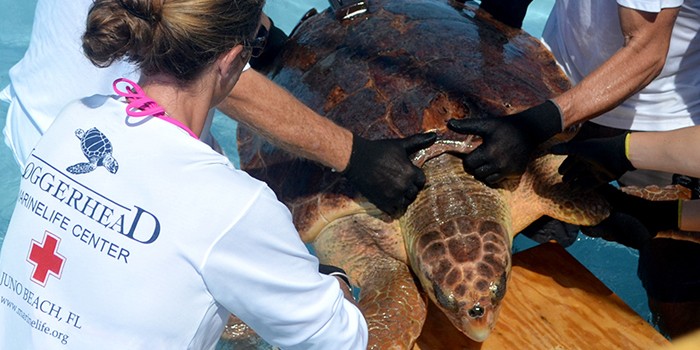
[67,162,96,174]
[103,156,119,174]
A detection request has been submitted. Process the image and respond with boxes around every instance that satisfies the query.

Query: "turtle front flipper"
[507,153,611,235]
[219,315,274,349]
[67,162,97,174]
[312,214,428,349]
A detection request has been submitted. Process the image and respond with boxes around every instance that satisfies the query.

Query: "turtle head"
[429,268,508,342]
[407,215,512,342]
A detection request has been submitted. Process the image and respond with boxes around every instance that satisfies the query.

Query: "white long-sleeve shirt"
[0,94,367,349]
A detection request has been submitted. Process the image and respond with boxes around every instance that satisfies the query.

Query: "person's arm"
[203,184,368,349]
[595,184,700,234]
[447,5,680,186]
[551,125,700,191]
[680,199,700,232]
[628,126,700,178]
[553,6,680,127]
[319,264,358,307]
[220,68,353,172]
[219,69,436,216]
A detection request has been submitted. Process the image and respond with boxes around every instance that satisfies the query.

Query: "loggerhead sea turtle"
[67,127,119,174]
[232,0,612,348]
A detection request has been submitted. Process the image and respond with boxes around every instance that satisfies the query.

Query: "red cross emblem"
[27,231,66,287]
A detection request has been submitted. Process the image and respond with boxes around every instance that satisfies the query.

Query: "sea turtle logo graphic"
[66,128,119,174]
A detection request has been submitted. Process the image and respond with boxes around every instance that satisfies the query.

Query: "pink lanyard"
[112,78,199,139]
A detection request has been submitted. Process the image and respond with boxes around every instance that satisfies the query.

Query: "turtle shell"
[81,127,113,162]
[235,0,601,346]
[238,0,571,231]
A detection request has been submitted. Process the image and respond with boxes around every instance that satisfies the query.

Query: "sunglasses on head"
[247,25,268,58]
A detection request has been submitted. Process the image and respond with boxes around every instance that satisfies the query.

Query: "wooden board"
[415,242,670,349]
[661,329,700,349]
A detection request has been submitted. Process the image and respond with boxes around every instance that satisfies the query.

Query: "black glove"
[480,0,533,28]
[447,100,562,186]
[249,18,288,71]
[580,211,655,250]
[343,132,437,217]
[597,184,679,234]
[550,133,635,191]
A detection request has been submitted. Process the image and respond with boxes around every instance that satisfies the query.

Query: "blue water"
[0,0,651,325]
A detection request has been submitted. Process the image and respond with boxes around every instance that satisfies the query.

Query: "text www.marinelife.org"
[1,295,70,345]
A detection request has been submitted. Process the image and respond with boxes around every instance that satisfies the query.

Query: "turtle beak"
[460,308,495,342]
[463,326,493,342]
[455,302,498,342]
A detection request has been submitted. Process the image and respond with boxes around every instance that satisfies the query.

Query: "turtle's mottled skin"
[235,0,610,347]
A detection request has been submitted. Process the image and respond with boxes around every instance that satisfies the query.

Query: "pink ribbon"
[113,78,198,139]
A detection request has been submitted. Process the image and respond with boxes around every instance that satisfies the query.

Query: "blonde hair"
[83,0,264,82]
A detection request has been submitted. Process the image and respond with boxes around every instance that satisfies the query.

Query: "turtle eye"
[490,273,508,301]
[489,283,499,298]
[432,282,458,312]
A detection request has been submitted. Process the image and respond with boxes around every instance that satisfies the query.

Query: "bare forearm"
[553,7,678,127]
[218,69,353,171]
[628,126,700,232]
[628,127,700,178]
[681,199,700,232]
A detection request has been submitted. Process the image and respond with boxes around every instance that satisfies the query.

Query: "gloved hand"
[343,132,437,217]
[580,211,655,250]
[551,133,635,191]
[480,0,534,28]
[597,184,680,234]
[447,100,562,186]
[249,18,288,71]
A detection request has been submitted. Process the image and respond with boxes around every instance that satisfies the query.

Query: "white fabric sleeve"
[617,0,683,12]
[0,85,10,104]
[201,184,368,350]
